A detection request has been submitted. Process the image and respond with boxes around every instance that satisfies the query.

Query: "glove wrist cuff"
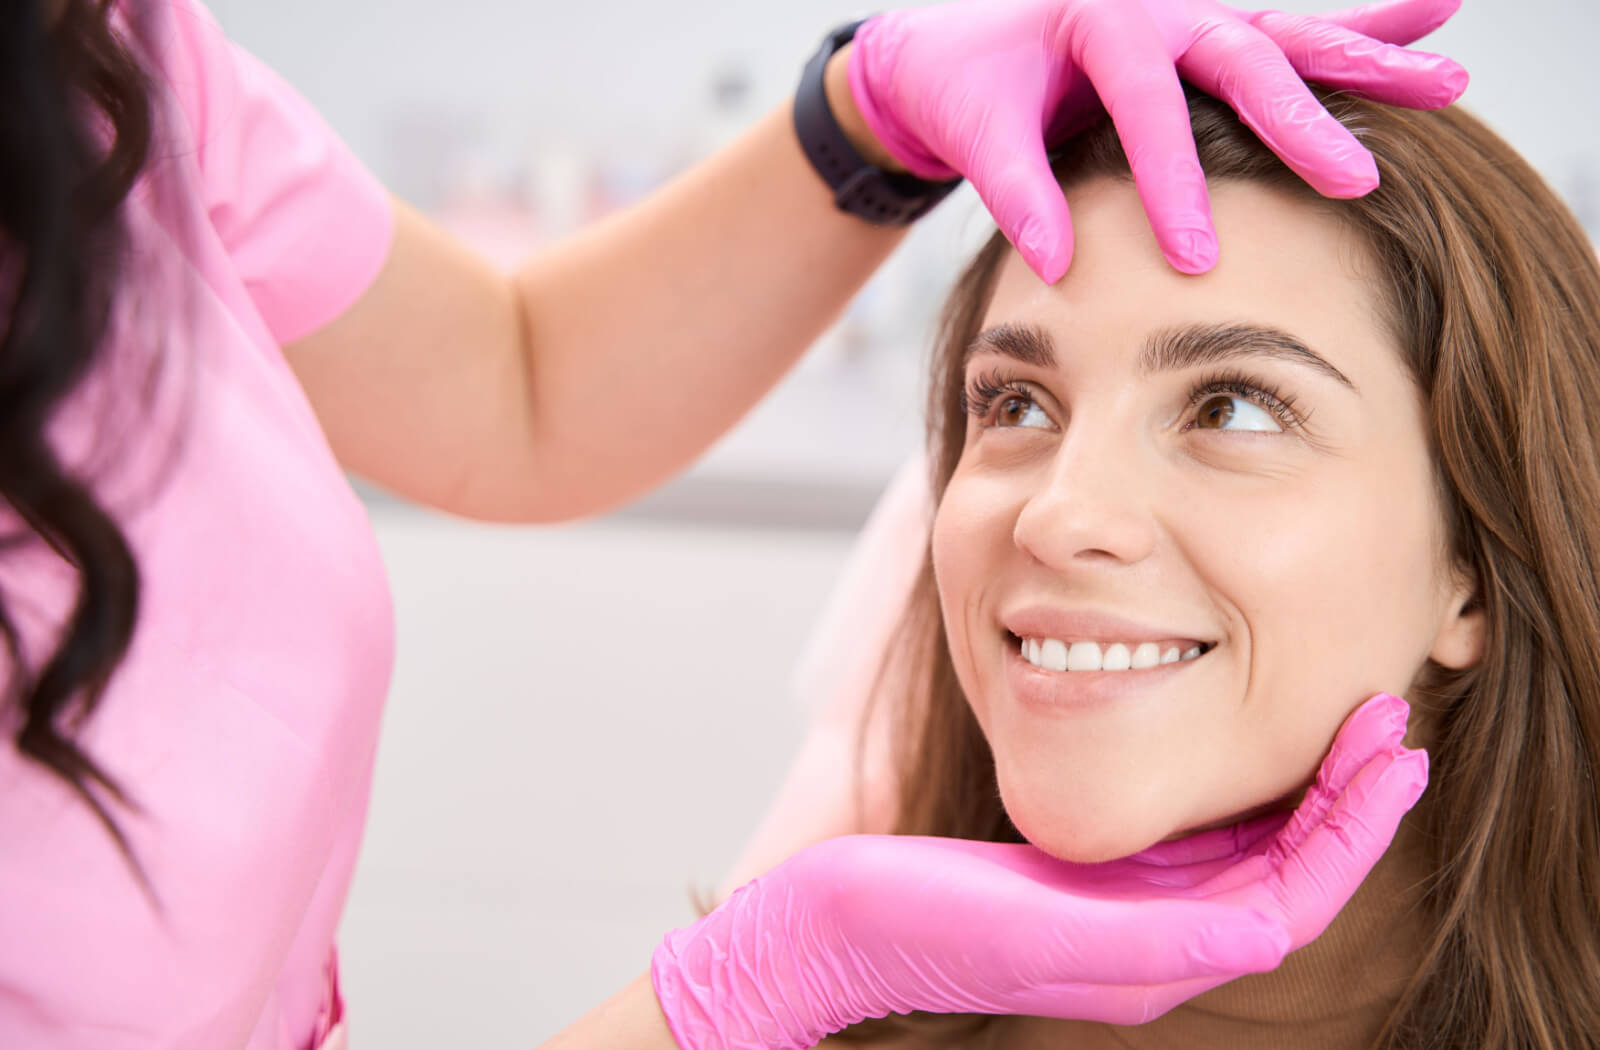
[651,883,844,1050]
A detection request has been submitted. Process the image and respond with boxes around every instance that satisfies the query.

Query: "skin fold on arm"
[283,50,900,524]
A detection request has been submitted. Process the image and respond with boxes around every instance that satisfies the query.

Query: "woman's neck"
[997,820,1430,1050]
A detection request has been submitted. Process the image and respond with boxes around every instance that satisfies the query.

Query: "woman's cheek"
[932,470,1017,607]
[931,479,990,707]
[1200,485,1436,820]
[1159,484,1349,820]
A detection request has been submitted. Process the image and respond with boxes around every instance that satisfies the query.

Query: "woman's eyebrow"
[1143,322,1357,390]
[966,321,1356,392]
[964,324,1057,369]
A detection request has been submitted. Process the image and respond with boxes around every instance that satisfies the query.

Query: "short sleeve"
[146,0,394,344]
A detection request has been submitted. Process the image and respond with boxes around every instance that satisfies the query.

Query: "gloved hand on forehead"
[651,693,1426,1049]
[847,0,1468,281]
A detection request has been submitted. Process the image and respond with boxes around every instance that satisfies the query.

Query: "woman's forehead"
[975,179,1390,377]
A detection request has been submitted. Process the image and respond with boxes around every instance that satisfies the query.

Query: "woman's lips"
[1001,606,1214,654]
[1003,631,1213,710]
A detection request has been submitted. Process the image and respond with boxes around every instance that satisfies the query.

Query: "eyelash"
[961,368,1304,431]
[960,369,1033,422]
[1185,369,1303,431]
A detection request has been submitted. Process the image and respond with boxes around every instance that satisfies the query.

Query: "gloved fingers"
[1178,20,1379,198]
[1246,10,1469,109]
[1298,0,1461,45]
[963,109,1076,283]
[1257,743,1427,946]
[1267,692,1410,855]
[1099,813,1289,894]
[1071,11,1217,273]
[1032,897,1290,988]
[1173,693,1419,904]
[1015,965,1234,1026]
[1127,810,1288,869]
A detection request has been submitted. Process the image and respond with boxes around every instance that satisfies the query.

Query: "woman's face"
[932,177,1475,863]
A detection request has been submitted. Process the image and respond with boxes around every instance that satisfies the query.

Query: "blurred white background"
[203,0,1600,1044]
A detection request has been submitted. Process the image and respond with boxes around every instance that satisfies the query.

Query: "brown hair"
[859,89,1600,1049]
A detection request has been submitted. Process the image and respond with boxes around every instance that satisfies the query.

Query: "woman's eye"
[994,394,1051,429]
[1192,394,1281,433]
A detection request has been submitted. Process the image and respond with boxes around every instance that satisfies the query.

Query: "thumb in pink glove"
[650,692,1426,1049]
[847,0,1468,280]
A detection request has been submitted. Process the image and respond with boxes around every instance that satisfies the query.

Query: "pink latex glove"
[652,693,1425,1049]
[848,0,1469,280]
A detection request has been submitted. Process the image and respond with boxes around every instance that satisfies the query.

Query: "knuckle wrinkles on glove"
[1207,65,1247,105]
[1294,23,1347,53]
[981,167,1044,223]
[1185,18,1246,55]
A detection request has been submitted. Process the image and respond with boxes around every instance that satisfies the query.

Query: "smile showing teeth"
[1019,636,1206,673]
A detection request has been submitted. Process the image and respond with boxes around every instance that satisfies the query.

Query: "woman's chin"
[1004,794,1298,865]
[995,769,1190,863]
[1002,802,1175,865]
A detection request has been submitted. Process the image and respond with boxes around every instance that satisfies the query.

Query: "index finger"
[1070,4,1218,273]
[1258,746,1428,946]
[1179,19,1381,198]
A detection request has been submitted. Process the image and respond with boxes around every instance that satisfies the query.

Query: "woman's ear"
[1430,574,1485,670]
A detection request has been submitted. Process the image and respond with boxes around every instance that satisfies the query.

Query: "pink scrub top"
[0,2,396,1047]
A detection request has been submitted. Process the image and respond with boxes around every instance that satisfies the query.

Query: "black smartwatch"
[793,19,962,226]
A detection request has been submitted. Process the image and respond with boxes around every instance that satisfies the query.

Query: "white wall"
[342,510,855,1046]
[209,0,1600,225]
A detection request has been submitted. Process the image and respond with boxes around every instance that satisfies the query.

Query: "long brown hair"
[863,89,1600,1049]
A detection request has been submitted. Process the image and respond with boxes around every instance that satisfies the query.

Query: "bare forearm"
[508,95,905,521]
[287,52,906,523]
[539,973,681,1050]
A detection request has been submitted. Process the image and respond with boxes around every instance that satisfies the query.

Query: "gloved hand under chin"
[846,0,1467,280]
[651,692,1426,1049]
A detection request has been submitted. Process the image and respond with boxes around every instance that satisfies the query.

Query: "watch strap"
[792,20,961,226]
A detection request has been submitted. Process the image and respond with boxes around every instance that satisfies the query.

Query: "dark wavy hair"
[1,0,155,860]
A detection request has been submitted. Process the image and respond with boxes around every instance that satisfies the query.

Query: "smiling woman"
[939,171,1478,868]
[833,89,1600,1050]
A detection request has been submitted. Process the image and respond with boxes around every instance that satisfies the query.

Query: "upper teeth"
[1020,638,1203,672]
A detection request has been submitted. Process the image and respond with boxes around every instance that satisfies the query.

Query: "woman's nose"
[1012,434,1158,570]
